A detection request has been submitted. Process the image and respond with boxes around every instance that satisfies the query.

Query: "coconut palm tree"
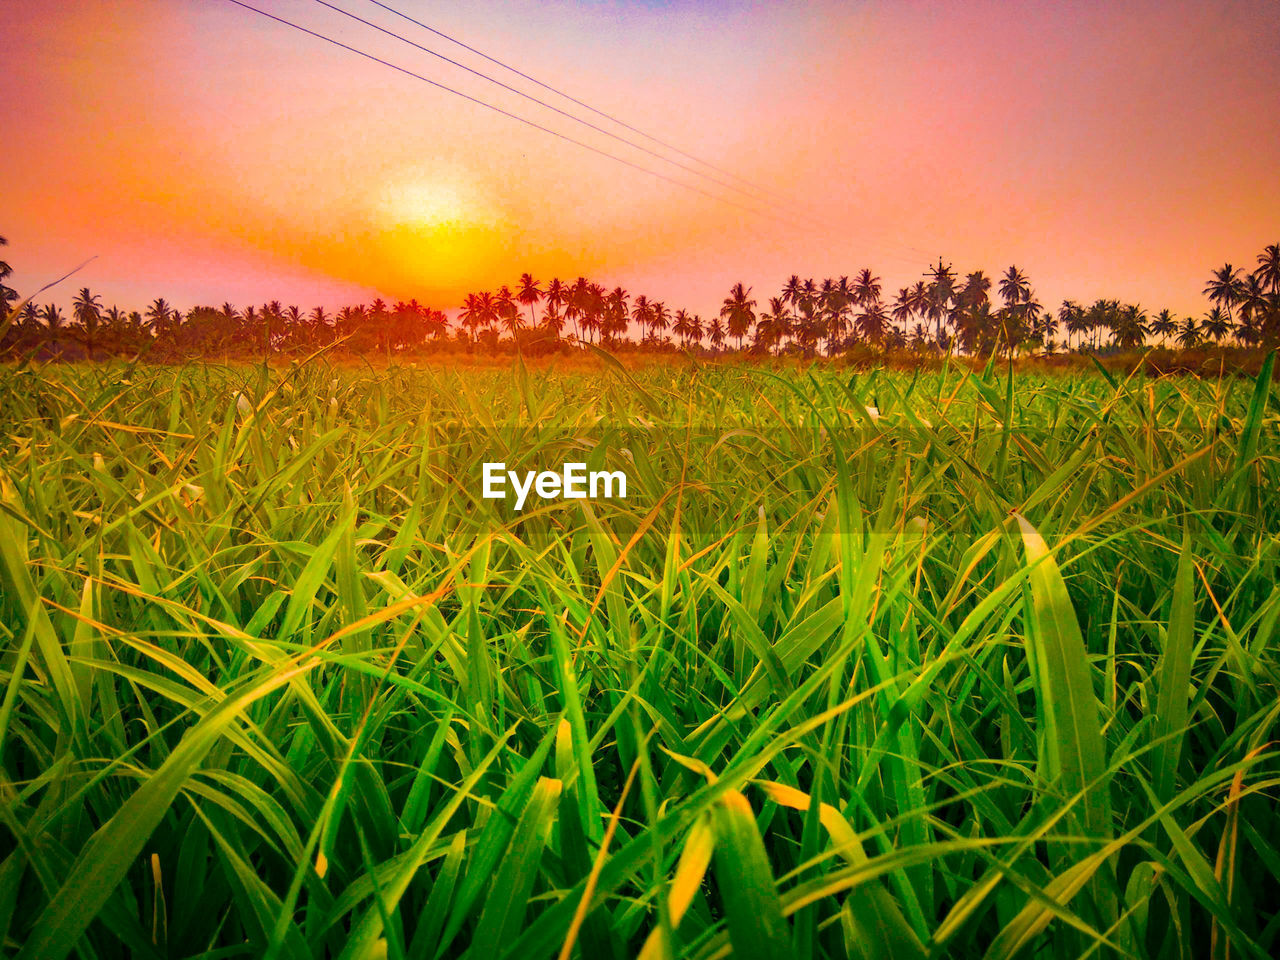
[1237,274,1267,340]
[566,278,593,343]
[998,266,1030,309]
[819,278,847,353]
[517,273,542,330]
[957,270,991,312]
[492,286,519,337]
[145,298,175,343]
[925,259,956,347]
[18,302,40,334]
[40,303,65,338]
[721,282,756,351]
[603,288,629,343]
[1176,316,1201,348]
[1254,244,1280,295]
[72,287,104,357]
[1204,264,1244,322]
[102,305,129,352]
[852,268,881,309]
[459,294,485,344]
[630,294,652,343]
[309,306,331,346]
[649,301,670,344]
[891,287,915,331]
[544,278,567,328]
[755,297,788,355]
[0,237,17,314]
[1112,304,1148,349]
[1235,314,1262,347]
[855,299,888,346]
[1149,308,1177,344]
[540,304,565,339]
[672,309,694,348]
[782,275,804,317]
[1201,306,1231,343]
[708,317,725,352]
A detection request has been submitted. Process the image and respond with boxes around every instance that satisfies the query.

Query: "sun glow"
[378,180,475,229]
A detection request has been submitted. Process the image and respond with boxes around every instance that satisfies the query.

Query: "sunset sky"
[5,0,1278,321]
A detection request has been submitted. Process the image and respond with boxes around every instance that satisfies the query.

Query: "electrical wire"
[361,0,776,196]
[308,0,774,207]
[221,0,804,226]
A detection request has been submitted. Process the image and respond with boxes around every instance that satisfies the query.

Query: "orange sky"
[4,0,1278,320]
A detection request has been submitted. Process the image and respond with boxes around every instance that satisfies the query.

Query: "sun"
[377,179,474,229]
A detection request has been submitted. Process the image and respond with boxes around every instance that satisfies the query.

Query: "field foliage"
[1,354,1278,959]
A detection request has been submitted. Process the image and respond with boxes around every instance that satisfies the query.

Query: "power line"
[221,0,799,226]
[357,0,927,251]
[361,0,773,197]
[222,1,940,270]
[306,0,780,209]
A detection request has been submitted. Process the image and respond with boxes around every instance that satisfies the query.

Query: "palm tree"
[544,278,567,329]
[423,308,448,340]
[1112,304,1148,349]
[649,301,670,344]
[102,305,128,352]
[517,273,542,330]
[1149,308,1177,344]
[1254,244,1280,295]
[566,278,593,343]
[782,275,804,317]
[720,282,756,350]
[310,306,333,346]
[852,268,881,309]
[1176,316,1201,348]
[1201,306,1231,343]
[1083,299,1117,351]
[493,286,519,337]
[690,314,704,348]
[906,281,930,346]
[145,298,175,342]
[18,301,40,334]
[819,278,846,353]
[40,303,65,339]
[891,287,915,330]
[925,259,956,347]
[540,304,565,339]
[459,294,485,344]
[755,297,788,355]
[957,270,991,312]
[0,236,17,314]
[855,299,888,346]
[998,266,1030,309]
[1058,302,1086,352]
[1236,313,1262,347]
[1204,264,1244,322]
[72,287,104,357]
[673,309,694,348]
[708,317,725,352]
[1237,274,1267,341]
[603,288,629,343]
[630,295,652,343]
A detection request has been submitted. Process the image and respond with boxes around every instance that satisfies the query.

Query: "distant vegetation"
[3,237,1279,361]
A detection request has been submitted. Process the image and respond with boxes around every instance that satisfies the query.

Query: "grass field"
[1,354,1278,959]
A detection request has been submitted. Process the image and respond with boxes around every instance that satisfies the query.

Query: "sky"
[4,0,1279,321]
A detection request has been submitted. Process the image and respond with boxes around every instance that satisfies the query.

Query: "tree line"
[3,236,1278,360]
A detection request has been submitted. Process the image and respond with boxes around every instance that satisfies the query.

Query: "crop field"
[1,355,1279,960]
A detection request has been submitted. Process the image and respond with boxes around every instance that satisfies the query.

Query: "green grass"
[1,354,1278,959]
